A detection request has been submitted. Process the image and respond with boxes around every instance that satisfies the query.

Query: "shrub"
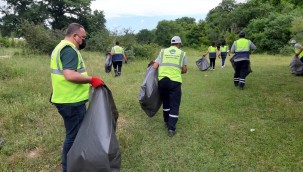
[133,43,160,60]
[21,21,64,55]
[124,48,135,61]
[0,34,10,48]
[279,45,295,56]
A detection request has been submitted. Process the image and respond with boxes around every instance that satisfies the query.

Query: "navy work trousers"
[55,103,86,172]
[113,61,123,75]
[234,60,250,88]
[209,58,216,69]
[158,77,182,131]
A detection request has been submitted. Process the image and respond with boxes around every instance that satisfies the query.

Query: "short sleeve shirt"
[60,46,78,70]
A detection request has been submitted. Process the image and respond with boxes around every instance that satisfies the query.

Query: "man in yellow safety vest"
[50,23,104,172]
[153,36,188,137]
[230,31,256,90]
[110,41,128,77]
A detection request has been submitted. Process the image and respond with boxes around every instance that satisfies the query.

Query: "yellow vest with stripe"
[209,46,217,58]
[295,47,303,58]
[234,38,250,60]
[158,46,185,83]
[112,45,124,61]
[50,40,89,103]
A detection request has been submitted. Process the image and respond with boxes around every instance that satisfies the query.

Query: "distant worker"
[153,36,188,137]
[218,40,230,68]
[291,40,303,62]
[50,23,104,172]
[110,41,128,77]
[203,42,219,70]
[230,31,256,90]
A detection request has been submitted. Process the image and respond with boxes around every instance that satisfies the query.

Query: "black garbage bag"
[196,56,210,71]
[290,56,303,76]
[67,85,121,172]
[230,55,252,76]
[105,53,112,73]
[138,61,162,117]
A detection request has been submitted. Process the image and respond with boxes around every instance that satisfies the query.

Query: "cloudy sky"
[91,0,247,33]
[0,0,247,33]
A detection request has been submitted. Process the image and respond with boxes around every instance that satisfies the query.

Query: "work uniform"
[111,45,125,76]
[220,45,228,67]
[50,40,89,172]
[231,38,256,88]
[294,44,303,62]
[155,46,188,131]
[208,46,217,69]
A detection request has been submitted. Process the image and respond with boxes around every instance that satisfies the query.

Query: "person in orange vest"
[203,42,219,70]
[230,31,256,90]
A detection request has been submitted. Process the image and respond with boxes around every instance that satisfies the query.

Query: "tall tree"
[0,0,48,36]
[155,20,183,47]
[45,0,93,30]
[136,29,155,44]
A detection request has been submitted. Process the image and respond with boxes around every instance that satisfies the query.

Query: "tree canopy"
[0,0,302,55]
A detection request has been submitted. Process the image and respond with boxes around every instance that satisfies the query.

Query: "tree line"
[0,0,302,58]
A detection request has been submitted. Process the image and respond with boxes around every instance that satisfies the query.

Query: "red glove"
[90,77,104,88]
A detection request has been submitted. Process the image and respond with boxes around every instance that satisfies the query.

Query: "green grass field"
[1,48,303,171]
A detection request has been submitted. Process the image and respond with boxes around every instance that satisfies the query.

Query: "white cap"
[171,36,182,44]
[290,40,296,44]
[295,43,301,49]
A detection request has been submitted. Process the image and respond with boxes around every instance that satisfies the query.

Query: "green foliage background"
[0,0,302,57]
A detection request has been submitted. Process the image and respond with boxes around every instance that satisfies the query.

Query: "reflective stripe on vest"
[50,40,89,103]
[209,46,216,58]
[295,47,303,58]
[158,46,185,83]
[112,45,124,61]
[234,38,250,60]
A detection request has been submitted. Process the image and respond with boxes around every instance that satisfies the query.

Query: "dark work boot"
[168,130,176,137]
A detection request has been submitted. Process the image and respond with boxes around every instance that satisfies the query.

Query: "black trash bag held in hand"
[138,61,162,117]
[230,55,252,77]
[196,55,210,71]
[105,53,112,73]
[67,85,121,172]
[290,56,303,76]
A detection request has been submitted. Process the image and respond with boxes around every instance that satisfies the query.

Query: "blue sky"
[91,0,246,33]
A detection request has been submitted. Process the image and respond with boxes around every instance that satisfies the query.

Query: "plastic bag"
[138,62,162,117]
[230,55,252,76]
[196,56,210,71]
[105,53,112,73]
[67,85,121,172]
[290,56,303,76]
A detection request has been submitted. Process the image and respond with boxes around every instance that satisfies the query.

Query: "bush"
[86,30,112,52]
[279,45,295,56]
[21,21,64,55]
[124,48,135,61]
[133,43,160,60]
[0,36,10,48]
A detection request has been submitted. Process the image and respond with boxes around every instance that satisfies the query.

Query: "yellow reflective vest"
[158,46,185,83]
[295,47,303,58]
[50,40,89,103]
